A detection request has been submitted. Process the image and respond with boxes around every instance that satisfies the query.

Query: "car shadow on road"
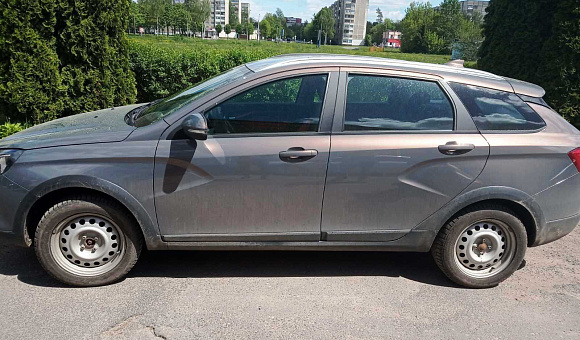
[0,240,460,288]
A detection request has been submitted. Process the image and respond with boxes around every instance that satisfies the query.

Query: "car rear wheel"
[34,196,143,286]
[431,204,527,288]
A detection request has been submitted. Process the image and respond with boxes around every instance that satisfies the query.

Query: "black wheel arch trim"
[408,186,544,249]
[14,175,165,250]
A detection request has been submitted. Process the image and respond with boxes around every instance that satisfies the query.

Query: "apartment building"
[285,17,303,27]
[382,30,402,48]
[207,0,229,28]
[460,1,489,17]
[330,0,369,46]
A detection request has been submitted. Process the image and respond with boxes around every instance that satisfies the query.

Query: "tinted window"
[449,83,546,131]
[205,75,328,134]
[344,75,454,131]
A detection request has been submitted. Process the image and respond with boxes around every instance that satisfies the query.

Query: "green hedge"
[479,0,579,125]
[129,41,275,102]
[0,122,25,139]
[0,0,136,124]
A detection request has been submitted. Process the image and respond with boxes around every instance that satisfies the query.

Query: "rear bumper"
[532,213,579,247]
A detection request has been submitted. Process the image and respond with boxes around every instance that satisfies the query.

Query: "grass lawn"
[129,35,457,65]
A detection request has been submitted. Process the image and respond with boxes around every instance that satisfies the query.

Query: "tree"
[400,1,467,55]
[480,0,579,125]
[370,18,396,45]
[229,1,238,26]
[364,34,372,46]
[312,7,335,45]
[433,0,462,51]
[224,24,231,39]
[141,0,170,35]
[376,8,383,23]
[0,0,136,124]
[241,7,249,24]
[185,0,211,36]
[259,18,272,38]
[539,0,579,125]
[215,24,222,37]
[235,23,244,38]
[246,22,255,37]
[129,1,146,34]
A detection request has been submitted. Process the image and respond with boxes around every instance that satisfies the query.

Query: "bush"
[479,0,579,125]
[129,40,275,102]
[0,122,25,139]
[0,0,136,124]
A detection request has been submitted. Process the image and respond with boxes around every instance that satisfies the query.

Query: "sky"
[247,0,444,22]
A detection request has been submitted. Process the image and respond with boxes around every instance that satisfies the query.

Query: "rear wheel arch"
[440,199,537,247]
[18,176,164,250]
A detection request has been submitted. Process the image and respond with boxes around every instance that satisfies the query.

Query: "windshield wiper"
[125,99,164,126]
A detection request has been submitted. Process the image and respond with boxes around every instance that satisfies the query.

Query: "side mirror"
[181,113,208,141]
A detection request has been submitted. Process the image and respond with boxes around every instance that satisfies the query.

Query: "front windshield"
[133,65,252,127]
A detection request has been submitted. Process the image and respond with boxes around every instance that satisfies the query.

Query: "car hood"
[0,104,144,150]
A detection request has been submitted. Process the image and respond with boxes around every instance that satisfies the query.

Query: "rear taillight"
[568,148,580,172]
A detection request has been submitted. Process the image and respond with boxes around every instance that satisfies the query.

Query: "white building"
[208,0,229,28]
[330,0,369,46]
[460,0,490,16]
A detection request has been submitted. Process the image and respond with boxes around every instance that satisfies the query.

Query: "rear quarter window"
[449,82,546,131]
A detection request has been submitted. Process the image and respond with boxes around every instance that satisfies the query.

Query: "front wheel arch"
[18,176,164,250]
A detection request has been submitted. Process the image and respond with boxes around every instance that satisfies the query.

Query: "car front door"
[154,69,338,242]
[321,70,490,241]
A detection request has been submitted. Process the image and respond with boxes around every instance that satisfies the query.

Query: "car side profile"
[1,54,579,288]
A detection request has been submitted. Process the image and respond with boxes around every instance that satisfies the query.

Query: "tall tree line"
[129,0,210,36]
[479,0,579,125]
[0,0,135,124]
[399,0,482,58]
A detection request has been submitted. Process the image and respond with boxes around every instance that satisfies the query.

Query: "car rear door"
[154,68,339,242]
[321,69,490,241]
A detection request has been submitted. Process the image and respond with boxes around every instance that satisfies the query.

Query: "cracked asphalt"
[0,228,579,339]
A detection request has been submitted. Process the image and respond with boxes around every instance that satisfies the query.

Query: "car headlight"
[0,149,23,175]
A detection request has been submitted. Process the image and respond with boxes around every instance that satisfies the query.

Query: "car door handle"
[438,142,475,155]
[279,147,318,163]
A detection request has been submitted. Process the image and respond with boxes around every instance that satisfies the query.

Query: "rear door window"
[449,83,546,131]
[344,75,454,131]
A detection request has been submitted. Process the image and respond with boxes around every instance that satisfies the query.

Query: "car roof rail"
[445,59,465,68]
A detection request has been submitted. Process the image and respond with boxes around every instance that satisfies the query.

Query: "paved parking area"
[0,228,579,339]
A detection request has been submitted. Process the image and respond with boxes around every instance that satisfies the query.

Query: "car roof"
[245,54,545,98]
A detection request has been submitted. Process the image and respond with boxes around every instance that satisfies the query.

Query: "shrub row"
[0,0,136,125]
[0,122,25,139]
[129,41,276,103]
[479,0,579,125]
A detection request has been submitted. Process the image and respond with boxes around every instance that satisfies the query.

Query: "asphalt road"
[0,228,579,339]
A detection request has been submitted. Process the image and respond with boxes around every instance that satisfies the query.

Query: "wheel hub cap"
[58,217,121,268]
[456,222,506,271]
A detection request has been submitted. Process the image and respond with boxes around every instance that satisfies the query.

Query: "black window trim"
[166,68,340,140]
[335,71,458,135]
[204,72,332,138]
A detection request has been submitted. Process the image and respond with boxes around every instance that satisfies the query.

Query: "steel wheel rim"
[453,219,516,279]
[50,214,126,277]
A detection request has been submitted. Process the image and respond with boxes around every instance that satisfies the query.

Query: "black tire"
[431,204,527,288]
[34,196,143,287]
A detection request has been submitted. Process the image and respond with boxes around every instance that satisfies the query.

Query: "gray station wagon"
[1,54,579,288]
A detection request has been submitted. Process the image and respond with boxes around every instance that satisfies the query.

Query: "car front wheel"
[34,196,143,286]
[431,204,527,288]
